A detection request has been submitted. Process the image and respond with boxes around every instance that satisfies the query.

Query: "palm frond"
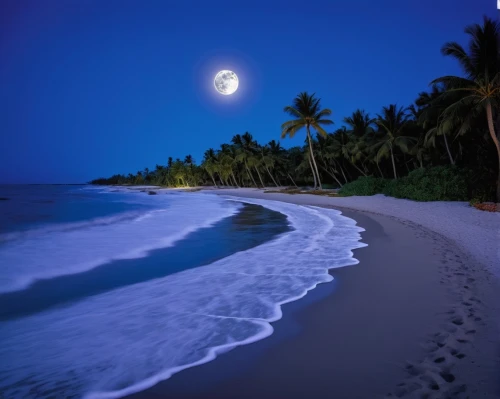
[430,75,477,89]
[283,106,304,119]
[315,119,334,125]
[440,94,481,121]
[313,124,328,138]
[441,42,475,77]
[316,108,333,118]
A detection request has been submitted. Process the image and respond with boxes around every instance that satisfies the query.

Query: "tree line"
[91,17,499,202]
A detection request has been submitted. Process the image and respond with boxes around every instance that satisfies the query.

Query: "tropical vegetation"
[91,17,499,202]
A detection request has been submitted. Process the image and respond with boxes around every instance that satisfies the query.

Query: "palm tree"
[343,109,375,138]
[284,146,303,187]
[324,127,354,183]
[171,159,187,187]
[316,134,344,187]
[219,144,240,187]
[431,16,500,200]
[412,136,430,169]
[281,92,333,189]
[266,140,286,186]
[202,149,218,187]
[184,155,195,186]
[247,137,266,187]
[261,144,279,187]
[247,154,265,187]
[417,85,457,165]
[373,104,416,179]
[232,133,259,187]
[143,167,150,183]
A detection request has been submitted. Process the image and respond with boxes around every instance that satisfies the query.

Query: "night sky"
[0,0,496,183]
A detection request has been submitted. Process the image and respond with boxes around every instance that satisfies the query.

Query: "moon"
[214,70,239,95]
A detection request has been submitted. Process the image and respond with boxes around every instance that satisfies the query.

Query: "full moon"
[214,70,239,95]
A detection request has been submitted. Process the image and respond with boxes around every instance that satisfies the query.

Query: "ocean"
[0,185,366,398]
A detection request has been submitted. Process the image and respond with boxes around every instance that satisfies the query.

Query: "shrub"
[338,176,388,196]
[339,166,470,201]
[384,166,469,201]
[321,183,336,189]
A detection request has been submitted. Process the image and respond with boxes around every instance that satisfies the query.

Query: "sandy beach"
[126,188,500,398]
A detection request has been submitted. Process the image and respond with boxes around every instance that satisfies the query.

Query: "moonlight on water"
[214,70,239,95]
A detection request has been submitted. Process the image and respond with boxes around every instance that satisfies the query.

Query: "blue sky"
[0,0,496,183]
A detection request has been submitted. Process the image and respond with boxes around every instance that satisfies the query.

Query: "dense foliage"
[339,166,470,201]
[91,17,500,202]
[337,177,388,197]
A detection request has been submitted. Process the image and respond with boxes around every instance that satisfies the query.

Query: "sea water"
[0,185,366,398]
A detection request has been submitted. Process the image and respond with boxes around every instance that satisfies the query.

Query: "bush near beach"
[339,166,470,201]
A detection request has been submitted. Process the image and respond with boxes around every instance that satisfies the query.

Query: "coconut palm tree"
[218,144,239,186]
[265,140,287,185]
[281,92,333,189]
[260,145,279,187]
[232,133,259,187]
[247,154,265,187]
[202,149,218,187]
[373,104,417,179]
[416,84,457,165]
[343,109,375,138]
[284,146,303,187]
[431,16,500,199]
[316,134,344,187]
[171,159,188,187]
[324,127,356,183]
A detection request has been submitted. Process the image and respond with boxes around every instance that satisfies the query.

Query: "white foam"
[0,195,366,399]
[0,192,240,293]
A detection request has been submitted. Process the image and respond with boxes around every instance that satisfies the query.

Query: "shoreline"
[206,188,499,273]
[126,190,500,398]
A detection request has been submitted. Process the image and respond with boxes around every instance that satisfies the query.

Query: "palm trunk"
[390,145,397,179]
[443,133,455,165]
[321,166,343,187]
[308,157,318,188]
[231,171,240,188]
[336,161,349,183]
[328,165,344,185]
[287,173,299,188]
[264,165,279,187]
[486,101,500,201]
[245,161,258,187]
[344,161,354,181]
[254,166,265,188]
[376,161,384,178]
[350,161,367,177]
[210,174,218,188]
[306,126,322,189]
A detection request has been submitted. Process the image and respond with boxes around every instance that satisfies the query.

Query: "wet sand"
[127,204,499,398]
